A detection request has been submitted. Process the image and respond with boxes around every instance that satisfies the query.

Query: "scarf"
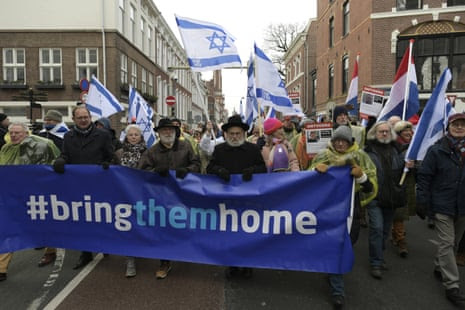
[447,134,465,165]
[120,141,147,168]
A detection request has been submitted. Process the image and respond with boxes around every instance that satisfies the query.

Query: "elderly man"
[310,125,377,308]
[0,122,59,281]
[417,113,465,306]
[207,114,267,279]
[138,118,200,279]
[364,121,406,280]
[53,105,114,270]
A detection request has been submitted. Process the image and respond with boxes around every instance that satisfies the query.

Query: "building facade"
[0,0,217,131]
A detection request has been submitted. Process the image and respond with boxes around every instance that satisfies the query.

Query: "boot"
[125,257,136,278]
[397,239,408,258]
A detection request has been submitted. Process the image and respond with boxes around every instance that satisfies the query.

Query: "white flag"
[128,86,157,147]
[86,76,124,118]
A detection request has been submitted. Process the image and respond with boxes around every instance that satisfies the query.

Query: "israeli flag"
[254,44,294,114]
[128,86,157,147]
[405,68,454,161]
[175,15,242,72]
[244,53,261,131]
[39,122,69,139]
[86,76,124,118]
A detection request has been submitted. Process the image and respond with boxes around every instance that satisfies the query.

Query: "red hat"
[263,117,283,135]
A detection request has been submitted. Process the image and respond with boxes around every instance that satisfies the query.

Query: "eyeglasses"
[450,122,465,128]
[377,130,390,134]
[75,116,90,120]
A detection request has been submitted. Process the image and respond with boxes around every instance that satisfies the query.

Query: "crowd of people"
[0,105,465,309]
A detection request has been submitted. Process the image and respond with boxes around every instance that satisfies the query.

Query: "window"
[328,64,334,98]
[342,55,349,93]
[343,1,350,36]
[131,61,137,87]
[39,48,62,83]
[119,0,125,34]
[3,48,25,83]
[148,26,153,57]
[141,68,147,93]
[120,53,128,84]
[329,17,334,48]
[397,0,422,10]
[140,17,145,51]
[311,71,317,115]
[130,5,135,42]
[76,48,98,80]
[448,0,465,6]
[148,72,154,95]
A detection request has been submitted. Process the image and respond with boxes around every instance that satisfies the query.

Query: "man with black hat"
[0,113,10,149]
[138,118,200,279]
[333,105,366,148]
[206,114,267,279]
[417,113,465,306]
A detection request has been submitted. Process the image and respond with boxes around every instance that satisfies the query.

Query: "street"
[0,217,462,309]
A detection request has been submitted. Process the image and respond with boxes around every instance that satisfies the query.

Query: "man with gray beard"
[138,118,200,279]
[207,114,267,279]
[364,121,406,280]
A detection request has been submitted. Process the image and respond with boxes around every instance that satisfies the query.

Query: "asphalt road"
[1,217,463,309]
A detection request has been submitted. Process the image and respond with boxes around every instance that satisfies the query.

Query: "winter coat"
[417,137,465,217]
[59,124,114,164]
[37,130,63,150]
[138,139,200,173]
[261,139,300,172]
[207,141,267,175]
[0,135,59,165]
[0,126,7,149]
[365,140,406,209]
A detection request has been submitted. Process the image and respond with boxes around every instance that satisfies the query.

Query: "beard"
[226,136,245,147]
[377,137,392,144]
[160,135,175,146]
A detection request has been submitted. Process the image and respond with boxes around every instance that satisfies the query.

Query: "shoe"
[225,267,240,279]
[457,253,465,266]
[397,240,408,258]
[0,273,6,281]
[125,259,136,278]
[242,267,253,279]
[446,288,465,305]
[73,254,93,270]
[332,295,345,309]
[38,253,56,267]
[427,218,435,229]
[434,269,442,281]
[155,261,171,279]
[370,266,382,279]
[381,261,389,271]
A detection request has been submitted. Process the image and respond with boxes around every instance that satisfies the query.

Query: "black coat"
[60,124,114,164]
[207,141,267,175]
[37,131,64,150]
[417,137,465,217]
[0,126,7,149]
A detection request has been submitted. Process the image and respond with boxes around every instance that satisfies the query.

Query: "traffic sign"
[79,78,89,91]
[166,95,176,106]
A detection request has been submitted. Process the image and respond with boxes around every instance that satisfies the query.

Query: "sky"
[154,0,317,116]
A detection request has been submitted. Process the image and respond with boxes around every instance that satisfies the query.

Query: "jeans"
[328,273,344,296]
[367,200,394,267]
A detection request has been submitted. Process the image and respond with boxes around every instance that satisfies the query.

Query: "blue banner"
[0,165,354,274]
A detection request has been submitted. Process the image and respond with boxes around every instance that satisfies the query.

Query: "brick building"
[285,0,465,119]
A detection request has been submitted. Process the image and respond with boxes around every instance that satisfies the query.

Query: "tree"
[263,22,305,77]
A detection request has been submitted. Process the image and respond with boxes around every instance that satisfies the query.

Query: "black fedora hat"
[155,118,177,131]
[221,115,249,132]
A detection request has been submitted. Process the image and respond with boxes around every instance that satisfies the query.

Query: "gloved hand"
[351,165,363,178]
[242,167,254,182]
[217,167,230,182]
[153,167,169,177]
[176,167,189,179]
[314,163,329,173]
[53,158,66,174]
[102,162,110,170]
[416,204,427,220]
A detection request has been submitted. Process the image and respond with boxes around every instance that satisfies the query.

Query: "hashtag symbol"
[27,195,49,220]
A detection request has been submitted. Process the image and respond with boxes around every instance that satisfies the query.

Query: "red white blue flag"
[345,53,359,116]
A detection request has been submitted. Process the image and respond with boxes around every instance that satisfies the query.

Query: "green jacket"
[0,135,60,165]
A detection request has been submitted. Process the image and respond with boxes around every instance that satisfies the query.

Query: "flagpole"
[402,39,414,121]
[253,45,263,137]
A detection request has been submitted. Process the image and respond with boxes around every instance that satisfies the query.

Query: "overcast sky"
[154,0,317,116]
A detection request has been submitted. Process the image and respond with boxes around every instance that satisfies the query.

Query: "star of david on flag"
[128,86,157,147]
[86,75,124,118]
[175,15,242,72]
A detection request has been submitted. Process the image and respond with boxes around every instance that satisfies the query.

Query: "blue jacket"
[417,137,465,217]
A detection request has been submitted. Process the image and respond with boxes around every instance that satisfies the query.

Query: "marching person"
[417,113,465,306]
[0,113,10,149]
[0,122,60,281]
[53,106,114,270]
[37,109,69,150]
[332,105,366,148]
[310,125,377,308]
[138,118,200,279]
[207,114,267,279]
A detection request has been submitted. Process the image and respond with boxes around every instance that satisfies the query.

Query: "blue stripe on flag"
[188,55,242,68]
[91,78,124,112]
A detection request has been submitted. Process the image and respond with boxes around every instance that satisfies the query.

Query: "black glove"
[416,203,427,220]
[217,167,230,182]
[176,167,189,179]
[102,162,110,170]
[53,158,66,174]
[153,167,169,177]
[242,167,254,182]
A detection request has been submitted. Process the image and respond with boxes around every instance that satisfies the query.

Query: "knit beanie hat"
[331,125,353,144]
[44,110,63,122]
[263,117,283,135]
[333,105,348,122]
[0,113,7,122]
